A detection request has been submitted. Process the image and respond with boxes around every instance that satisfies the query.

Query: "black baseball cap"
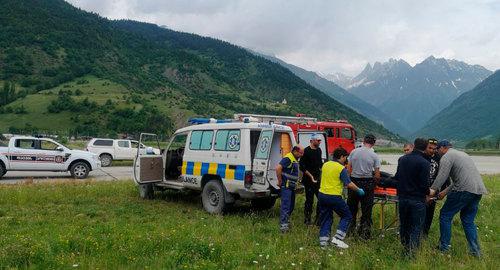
[437,140,452,149]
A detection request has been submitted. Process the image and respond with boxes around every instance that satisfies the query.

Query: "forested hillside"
[0,0,400,140]
[416,71,500,142]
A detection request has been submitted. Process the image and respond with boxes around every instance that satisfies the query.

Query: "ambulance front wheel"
[251,197,276,210]
[202,180,227,214]
[139,183,154,200]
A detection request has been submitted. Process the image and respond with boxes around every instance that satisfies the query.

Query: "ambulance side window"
[189,130,213,150]
[215,130,240,151]
[255,130,273,159]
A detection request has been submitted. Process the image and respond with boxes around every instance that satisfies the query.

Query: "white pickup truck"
[0,136,101,179]
[86,138,160,167]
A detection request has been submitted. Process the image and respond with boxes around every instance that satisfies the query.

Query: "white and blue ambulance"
[133,118,299,214]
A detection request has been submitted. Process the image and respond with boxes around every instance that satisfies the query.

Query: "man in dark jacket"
[395,138,430,258]
[299,133,323,225]
[423,138,448,236]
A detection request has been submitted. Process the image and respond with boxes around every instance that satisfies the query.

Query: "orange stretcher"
[374,187,399,231]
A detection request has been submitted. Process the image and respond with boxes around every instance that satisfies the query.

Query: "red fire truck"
[234,114,357,154]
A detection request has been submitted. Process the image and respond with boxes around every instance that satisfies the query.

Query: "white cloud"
[67,0,500,76]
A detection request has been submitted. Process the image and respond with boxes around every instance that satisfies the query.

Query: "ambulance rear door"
[252,127,275,188]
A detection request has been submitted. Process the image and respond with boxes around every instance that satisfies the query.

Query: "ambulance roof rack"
[188,118,234,125]
[234,113,317,125]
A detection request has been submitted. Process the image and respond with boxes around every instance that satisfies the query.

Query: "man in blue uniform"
[276,145,304,233]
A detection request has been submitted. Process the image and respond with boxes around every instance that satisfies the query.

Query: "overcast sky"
[67,0,500,76]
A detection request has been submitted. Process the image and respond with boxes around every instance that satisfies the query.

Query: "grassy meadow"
[0,176,498,269]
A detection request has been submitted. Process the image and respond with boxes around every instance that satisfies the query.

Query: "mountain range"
[256,53,410,136]
[416,70,500,142]
[323,57,492,133]
[0,0,400,140]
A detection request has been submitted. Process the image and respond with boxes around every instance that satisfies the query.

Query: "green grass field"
[0,176,498,269]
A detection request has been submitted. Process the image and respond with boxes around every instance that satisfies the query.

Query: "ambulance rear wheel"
[202,180,226,214]
[139,183,154,200]
[251,197,276,210]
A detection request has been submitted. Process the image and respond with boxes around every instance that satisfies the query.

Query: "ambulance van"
[133,118,311,214]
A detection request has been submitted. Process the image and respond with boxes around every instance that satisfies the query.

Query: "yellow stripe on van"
[193,162,202,176]
[208,163,218,175]
[181,161,187,175]
[225,165,235,180]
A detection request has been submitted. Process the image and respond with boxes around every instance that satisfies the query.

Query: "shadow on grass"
[151,189,280,218]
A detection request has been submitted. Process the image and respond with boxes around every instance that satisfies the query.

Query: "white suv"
[86,138,159,167]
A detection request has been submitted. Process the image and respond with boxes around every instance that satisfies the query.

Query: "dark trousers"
[279,187,296,230]
[347,178,375,238]
[318,193,352,244]
[439,191,482,256]
[304,182,320,223]
[399,197,426,257]
[423,200,436,236]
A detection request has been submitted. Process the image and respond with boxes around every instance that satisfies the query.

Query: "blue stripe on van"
[235,165,246,181]
[186,161,194,175]
[201,162,210,175]
[217,163,226,178]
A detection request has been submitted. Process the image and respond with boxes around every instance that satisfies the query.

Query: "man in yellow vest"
[276,145,304,233]
[319,147,365,248]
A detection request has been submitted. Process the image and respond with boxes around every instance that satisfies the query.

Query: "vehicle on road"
[0,136,100,179]
[86,138,160,167]
[234,114,357,154]
[134,118,323,214]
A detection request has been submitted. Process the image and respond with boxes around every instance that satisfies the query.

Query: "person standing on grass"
[429,140,488,257]
[422,138,449,237]
[299,133,323,226]
[395,138,430,258]
[276,145,304,233]
[346,134,381,239]
[318,147,365,249]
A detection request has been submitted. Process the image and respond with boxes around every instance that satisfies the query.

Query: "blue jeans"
[280,188,296,228]
[439,191,482,256]
[398,197,426,256]
[318,192,352,243]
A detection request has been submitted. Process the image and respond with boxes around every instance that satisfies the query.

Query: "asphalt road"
[1,154,499,184]
[0,166,134,184]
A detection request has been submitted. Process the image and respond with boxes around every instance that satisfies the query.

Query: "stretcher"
[374,186,398,231]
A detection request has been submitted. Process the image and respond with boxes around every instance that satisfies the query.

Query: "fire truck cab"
[234,114,357,154]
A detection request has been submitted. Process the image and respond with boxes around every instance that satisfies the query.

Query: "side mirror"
[56,146,64,152]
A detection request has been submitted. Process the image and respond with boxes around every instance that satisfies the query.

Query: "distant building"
[282,98,287,105]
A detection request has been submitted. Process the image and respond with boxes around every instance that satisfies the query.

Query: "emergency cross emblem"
[228,134,239,150]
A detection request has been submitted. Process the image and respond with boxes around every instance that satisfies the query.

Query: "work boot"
[331,237,349,249]
[280,223,290,233]
[304,218,312,226]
